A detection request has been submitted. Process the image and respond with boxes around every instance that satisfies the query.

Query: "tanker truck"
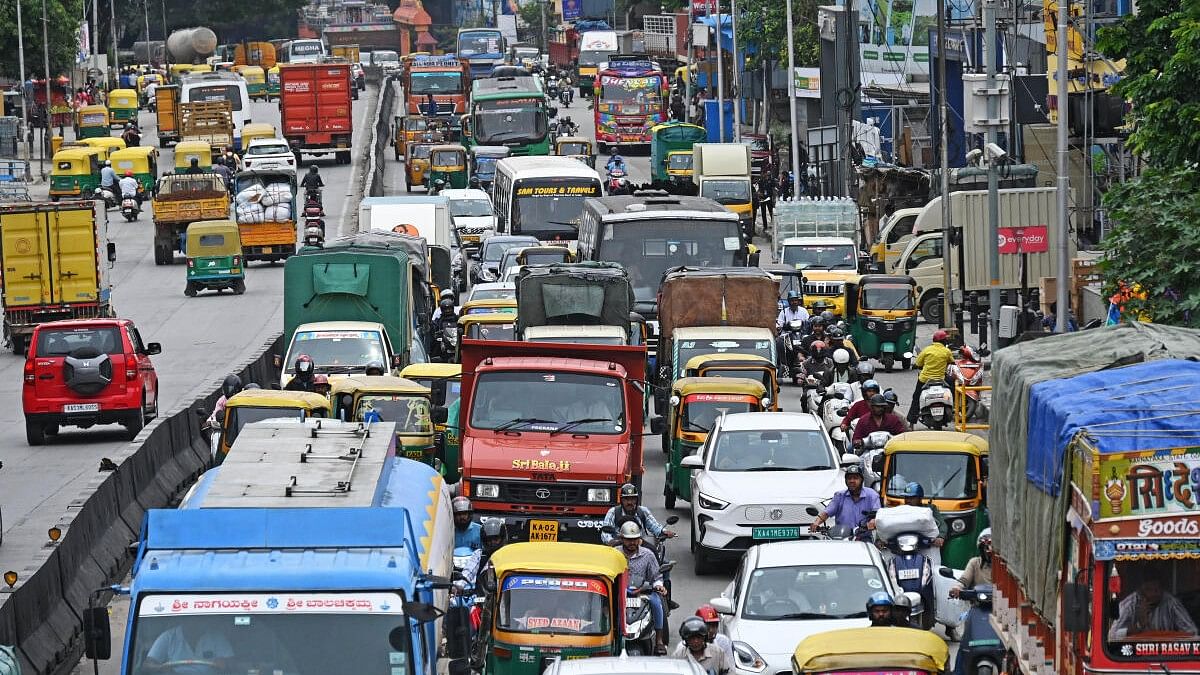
[165,27,218,64]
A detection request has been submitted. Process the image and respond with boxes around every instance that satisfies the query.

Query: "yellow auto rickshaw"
[683,353,780,411]
[174,140,214,172]
[791,627,948,675]
[427,144,468,193]
[844,274,918,372]
[75,104,111,139]
[49,147,103,200]
[238,65,267,99]
[184,220,246,297]
[455,314,516,360]
[266,65,281,100]
[480,543,627,675]
[393,115,428,161]
[107,88,140,125]
[329,375,441,465]
[77,136,126,160]
[461,297,518,316]
[212,389,332,462]
[554,136,595,168]
[239,122,278,151]
[169,64,197,81]
[652,377,769,509]
[109,146,159,193]
[405,142,435,191]
[400,362,463,479]
[515,246,574,266]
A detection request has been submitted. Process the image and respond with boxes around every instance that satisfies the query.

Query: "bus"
[279,39,326,64]
[464,76,551,156]
[577,30,618,95]
[179,72,251,144]
[594,58,668,152]
[457,28,505,78]
[492,156,602,246]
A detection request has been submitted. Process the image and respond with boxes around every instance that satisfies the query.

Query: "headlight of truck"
[697,492,729,511]
[587,488,611,502]
[732,641,767,673]
[475,483,499,498]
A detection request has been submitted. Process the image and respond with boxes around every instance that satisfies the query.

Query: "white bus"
[179,72,251,145]
[280,39,326,64]
[492,157,602,246]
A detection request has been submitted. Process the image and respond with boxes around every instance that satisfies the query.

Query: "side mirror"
[680,454,704,469]
[145,342,161,355]
[805,505,820,517]
[83,606,112,660]
[871,453,885,474]
[1063,582,1091,633]
[432,406,448,425]
[938,566,955,579]
[839,453,858,467]
[710,596,734,615]
[106,242,117,263]
[649,416,666,435]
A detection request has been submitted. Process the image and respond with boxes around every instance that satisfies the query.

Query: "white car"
[242,138,295,170]
[684,411,848,574]
[443,188,496,251]
[712,540,900,675]
[465,282,515,303]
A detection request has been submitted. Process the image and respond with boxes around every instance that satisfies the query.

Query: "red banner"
[998,225,1049,254]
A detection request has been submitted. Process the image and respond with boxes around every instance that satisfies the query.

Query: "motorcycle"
[939,570,1002,674]
[303,219,325,248]
[94,186,118,210]
[779,319,808,385]
[602,515,679,603]
[120,195,140,222]
[884,531,937,630]
[546,77,560,100]
[555,116,577,137]
[857,430,893,490]
[304,186,323,208]
[303,196,324,219]
[947,346,988,423]
[558,87,572,107]
[605,167,630,195]
[806,505,875,542]
[436,317,460,361]
[818,381,858,451]
[623,561,675,656]
[917,381,954,430]
[446,546,478,665]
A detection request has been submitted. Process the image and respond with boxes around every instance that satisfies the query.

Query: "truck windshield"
[1104,560,1200,660]
[288,330,386,374]
[741,565,881,620]
[356,395,432,433]
[710,429,833,471]
[469,371,624,434]
[473,157,500,179]
[579,50,614,66]
[700,179,750,204]
[409,73,461,94]
[597,219,742,302]
[677,339,774,374]
[497,575,611,635]
[129,593,411,675]
[475,100,547,145]
[884,452,976,499]
[782,244,857,270]
[511,178,600,240]
[862,283,914,310]
[223,407,304,446]
[185,84,244,111]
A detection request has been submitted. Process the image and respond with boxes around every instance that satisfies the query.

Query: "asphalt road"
[0,85,377,579]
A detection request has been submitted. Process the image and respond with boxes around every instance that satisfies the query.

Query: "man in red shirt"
[839,379,881,434]
[852,394,907,447]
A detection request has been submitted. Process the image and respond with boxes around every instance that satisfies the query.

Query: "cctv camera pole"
[713,0,726,141]
[1054,0,1071,333]
[983,0,1000,353]
[730,0,741,142]
[785,0,800,199]
[937,0,952,329]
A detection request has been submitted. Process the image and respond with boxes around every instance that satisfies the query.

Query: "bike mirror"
[805,506,820,517]
[938,566,955,579]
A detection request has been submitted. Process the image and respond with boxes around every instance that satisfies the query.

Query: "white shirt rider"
[118,175,140,198]
[777,303,810,329]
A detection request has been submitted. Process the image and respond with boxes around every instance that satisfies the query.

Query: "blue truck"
[85,419,455,675]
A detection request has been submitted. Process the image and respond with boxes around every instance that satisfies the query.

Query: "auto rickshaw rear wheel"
[184,282,197,297]
[233,279,246,295]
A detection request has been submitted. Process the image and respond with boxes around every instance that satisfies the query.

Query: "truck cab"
[894,233,947,324]
[869,206,922,272]
[780,236,860,316]
[280,320,401,389]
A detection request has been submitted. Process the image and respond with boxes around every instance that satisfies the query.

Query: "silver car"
[543,656,707,675]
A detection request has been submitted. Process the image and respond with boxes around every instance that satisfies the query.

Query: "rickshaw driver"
[618,522,669,655]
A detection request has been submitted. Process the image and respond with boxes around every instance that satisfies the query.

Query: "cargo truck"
[232,167,298,263]
[988,331,1200,675]
[772,197,862,316]
[83,419,454,675]
[279,62,354,165]
[151,173,231,265]
[179,100,234,153]
[514,262,635,343]
[0,201,116,354]
[402,56,469,117]
[692,143,754,236]
[154,85,182,147]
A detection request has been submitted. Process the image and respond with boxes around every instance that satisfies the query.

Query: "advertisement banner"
[1097,450,1200,519]
[562,0,582,20]
[997,225,1048,254]
[77,21,90,64]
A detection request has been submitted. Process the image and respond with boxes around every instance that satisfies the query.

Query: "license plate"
[931,409,945,419]
[897,568,920,580]
[262,247,273,254]
[462,235,479,242]
[626,596,643,609]
[752,526,800,540]
[529,520,559,542]
[63,403,100,413]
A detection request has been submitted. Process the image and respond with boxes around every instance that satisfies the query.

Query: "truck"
[0,201,116,354]
[692,143,754,236]
[84,418,454,675]
[402,56,469,117]
[151,173,231,265]
[514,262,635,343]
[153,85,182,146]
[987,332,1200,675]
[233,41,278,68]
[772,197,862,316]
[577,30,619,95]
[232,167,297,262]
[892,187,1075,324]
[358,195,453,250]
[279,62,354,165]
[456,339,647,543]
[179,100,234,153]
[593,59,667,151]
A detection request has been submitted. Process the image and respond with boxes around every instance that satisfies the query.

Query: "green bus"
[462,76,551,156]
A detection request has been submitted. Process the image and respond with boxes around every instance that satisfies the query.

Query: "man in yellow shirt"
[908,329,954,425]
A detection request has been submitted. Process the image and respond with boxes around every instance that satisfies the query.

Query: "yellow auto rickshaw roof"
[80,137,126,151]
[186,220,242,252]
[684,353,775,371]
[458,313,517,327]
[78,104,108,114]
[110,146,158,161]
[792,627,947,673]
[239,65,266,75]
[400,363,463,379]
[108,88,138,101]
[884,431,989,455]
[672,376,767,398]
[490,542,627,579]
[175,140,212,152]
[329,375,431,397]
[431,144,467,154]
[52,147,101,162]
[242,122,277,135]
[225,389,331,410]
[556,136,591,147]
[849,273,918,287]
[462,298,518,312]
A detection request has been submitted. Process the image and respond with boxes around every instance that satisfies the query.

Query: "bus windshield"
[409,73,462,94]
[459,31,502,56]
[185,84,243,111]
[596,219,742,301]
[511,178,601,240]
[475,99,546,145]
[599,75,661,105]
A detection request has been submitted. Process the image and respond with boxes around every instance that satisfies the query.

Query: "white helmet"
[619,521,643,540]
[833,348,851,365]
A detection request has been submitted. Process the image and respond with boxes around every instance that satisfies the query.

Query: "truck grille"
[436,102,455,115]
[458,225,490,236]
[804,281,844,296]
[498,481,599,505]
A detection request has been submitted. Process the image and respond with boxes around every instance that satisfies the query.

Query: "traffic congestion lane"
[0,88,375,576]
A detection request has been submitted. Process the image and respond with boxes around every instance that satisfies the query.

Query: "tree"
[1095,0,1200,324]
[0,0,86,80]
[738,0,820,71]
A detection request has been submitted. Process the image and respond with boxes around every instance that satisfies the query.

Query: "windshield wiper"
[549,417,613,436]
[763,612,832,621]
[544,220,579,230]
[929,467,963,497]
[493,417,555,432]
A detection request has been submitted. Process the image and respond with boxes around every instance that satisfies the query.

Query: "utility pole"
[984,0,1001,353]
[1055,0,1071,332]
[540,0,549,55]
[142,0,151,67]
[730,0,741,141]
[93,0,100,68]
[161,0,169,70]
[685,19,694,123]
[785,0,800,196]
[40,0,51,180]
[937,0,952,327]
[16,0,30,166]
[712,0,725,141]
[110,0,120,82]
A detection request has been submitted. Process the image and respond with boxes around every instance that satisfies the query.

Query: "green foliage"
[738,0,820,70]
[158,0,306,35]
[0,0,86,79]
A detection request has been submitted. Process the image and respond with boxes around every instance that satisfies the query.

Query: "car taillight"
[23,359,34,384]
[125,353,137,381]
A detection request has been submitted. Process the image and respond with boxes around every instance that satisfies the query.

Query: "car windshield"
[475,101,547,146]
[681,398,756,432]
[596,219,742,302]
[224,406,305,446]
[782,244,857,270]
[288,330,386,374]
[373,51,399,64]
[710,429,833,471]
[468,287,516,301]
[247,144,289,156]
[677,339,774,374]
[885,452,976,500]
[37,326,123,355]
[522,251,568,265]
[483,239,537,262]
[497,575,610,635]
[409,73,462,94]
[862,283,915,310]
[747,137,771,151]
[1103,560,1200,659]
[469,371,624,434]
[450,199,491,217]
[742,564,884,620]
[700,179,750,203]
[355,394,432,433]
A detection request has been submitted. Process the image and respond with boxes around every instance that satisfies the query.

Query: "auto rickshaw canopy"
[884,430,988,457]
[791,627,948,673]
[174,140,214,169]
[76,104,109,125]
[186,220,242,256]
[490,542,627,580]
[458,313,517,340]
[329,375,432,399]
[683,353,776,375]
[78,136,126,159]
[108,89,139,109]
[51,147,102,172]
[241,122,278,145]
[399,363,463,380]
[671,376,767,401]
[430,144,467,168]
[225,389,331,413]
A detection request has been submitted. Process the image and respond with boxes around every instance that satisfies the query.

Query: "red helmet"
[696,605,719,623]
[125,170,134,177]
[932,329,950,343]
[810,340,827,353]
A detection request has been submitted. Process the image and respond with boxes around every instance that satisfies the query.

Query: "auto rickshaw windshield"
[409,378,462,408]
[681,398,756,433]
[465,322,515,340]
[474,156,499,178]
[885,452,977,499]
[433,149,463,165]
[356,395,433,432]
[497,575,611,635]
[668,154,693,170]
[862,283,916,311]
[710,429,834,472]
[559,142,588,155]
[412,145,433,159]
[702,368,773,393]
[226,406,304,445]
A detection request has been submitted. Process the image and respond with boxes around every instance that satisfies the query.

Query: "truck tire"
[10,335,25,355]
[338,150,351,165]
[25,420,45,446]
[153,244,170,265]
[920,293,943,325]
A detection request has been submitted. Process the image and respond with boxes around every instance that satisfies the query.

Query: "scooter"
[435,317,460,361]
[446,546,477,665]
[940,569,1003,674]
[559,87,572,107]
[623,561,675,656]
[947,346,988,423]
[120,195,140,222]
[806,504,875,542]
[818,381,858,448]
[857,430,893,490]
[885,531,937,629]
[779,319,808,384]
[605,168,629,195]
[917,381,954,430]
[93,186,118,210]
[303,219,325,248]
[546,76,560,100]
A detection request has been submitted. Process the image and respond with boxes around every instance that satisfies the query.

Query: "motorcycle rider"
[431,288,459,322]
[205,374,244,427]
[601,483,676,545]
[618,522,669,654]
[866,592,895,627]
[285,354,317,392]
[311,374,331,397]
[301,165,324,200]
[364,360,386,377]
[606,150,627,175]
[891,593,915,627]
[854,360,875,383]
[809,463,880,535]
[852,394,907,447]
[899,482,947,547]
[908,329,955,425]
[830,348,854,384]
[673,616,731,675]
[121,122,141,147]
[99,160,117,195]
[695,605,734,663]
[797,316,829,356]
[949,528,992,598]
[776,291,810,376]
[838,379,881,434]
[825,326,859,367]
[119,170,142,207]
[452,496,482,552]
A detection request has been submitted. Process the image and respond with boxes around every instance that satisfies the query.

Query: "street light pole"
[785,0,800,197]
[110,0,120,81]
[160,0,169,69]
[16,0,30,166]
[1055,0,1071,332]
[712,0,725,141]
[143,0,152,67]
[41,0,51,180]
[730,0,740,141]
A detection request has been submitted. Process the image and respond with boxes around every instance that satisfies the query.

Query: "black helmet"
[855,361,876,380]
[309,165,319,173]
[882,388,900,406]
[678,616,708,641]
[869,393,887,406]
[619,482,639,499]
[810,315,826,328]
[365,360,386,376]
[439,298,456,314]
[222,374,243,399]
[820,311,836,324]
[243,383,262,390]
[826,326,845,340]
[481,519,508,554]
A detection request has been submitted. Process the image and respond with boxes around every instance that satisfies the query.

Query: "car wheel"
[45,424,60,436]
[125,401,146,440]
[664,485,676,510]
[25,420,46,446]
[920,294,943,325]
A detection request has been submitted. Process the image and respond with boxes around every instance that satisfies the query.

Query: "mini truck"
[279,62,354,165]
[457,339,647,543]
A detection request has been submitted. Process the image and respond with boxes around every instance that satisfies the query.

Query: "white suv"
[242,138,296,170]
[683,411,850,574]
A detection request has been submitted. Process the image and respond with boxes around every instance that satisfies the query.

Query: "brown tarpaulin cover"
[658,266,779,344]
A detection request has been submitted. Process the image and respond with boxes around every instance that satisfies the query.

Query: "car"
[543,656,707,675]
[497,247,532,282]
[242,138,296,170]
[685,411,848,573]
[711,540,901,675]
[501,264,524,284]
[470,235,539,286]
[22,318,161,445]
[350,63,366,90]
[465,281,516,303]
[442,188,495,253]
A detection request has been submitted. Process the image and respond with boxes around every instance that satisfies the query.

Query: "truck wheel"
[406,183,412,193]
[10,335,25,355]
[153,244,169,265]
[664,485,676,510]
[26,420,46,446]
[45,424,59,436]
[920,294,943,325]
[338,150,351,164]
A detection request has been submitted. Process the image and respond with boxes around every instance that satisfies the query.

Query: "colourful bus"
[593,58,667,152]
[463,76,551,156]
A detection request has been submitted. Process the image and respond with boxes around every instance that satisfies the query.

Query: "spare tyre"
[63,347,113,396]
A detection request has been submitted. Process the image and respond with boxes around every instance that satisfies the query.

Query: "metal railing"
[953,384,991,432]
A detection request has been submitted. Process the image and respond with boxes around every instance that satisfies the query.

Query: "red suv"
[23,319,161,445]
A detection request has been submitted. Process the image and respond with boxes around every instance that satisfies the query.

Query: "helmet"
[843,463,864,478]
[619,482,639,499]
[861,379,880,394]
[960,344,978,361]
[679,617,708,641]
[309,165,319,173]
[104,160,111,166]
[865,592,894,610]
[695,605,720,623]
[364,360,386,376]
[869,393,887,406]
[452,496,473,514]
[826,326,845,340]
[618,521,643,540]
[832,348,850,365]
[294,354,314,376]
[439,298,456,313]
[882,389,900,406]
[903,482,925,499]
[125,170,134,177]
[820,311,836,324]
[978,527,992,547]
[221,374,243,399]
[786,290,801,300]
[312,374,329,387]
[440,288,456,301]
[892,593,913,616]
[809,340,827,353]
[932,329,950,343]
[855,361,876,380]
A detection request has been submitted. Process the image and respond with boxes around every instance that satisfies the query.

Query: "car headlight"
[731,641,767,673]
[697,492,729,511]
[950,517,967,534]
[475,483,499,498]
[587,488,611,502]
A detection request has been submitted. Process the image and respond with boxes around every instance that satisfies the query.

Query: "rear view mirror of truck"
[83,606,112,660]
[106,242,117,263]
[1063,582,1091,633]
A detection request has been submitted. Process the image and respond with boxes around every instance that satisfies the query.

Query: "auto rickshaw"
[461,297,518,316]
[651,377,768,508]
[184,220,246,297]
[239,122,278,151]
[48,147,103,200]
[878,431,989,569]
[427,144,468,192]
[136,72,163,105]
[239,65,268,99]
[329,375,441,465]
[479,543,626,674]
[665,150,694,188]
[399,362,463,476]
[211,389,331,461]
[77,136,127,160]
[109,146,159,193]
[266,65,281,101]
[791,627,948,675]
[554,136,595,168]
[107,89,139,125]
[470,145,509,191]
[515,246,574,266]
[393,115,428,160]
[405,142,436,191]
[682,353,779,411]
[75,105,111,139]
[455,314,516,359]
[844,274,918,371]
[174,140,214,172]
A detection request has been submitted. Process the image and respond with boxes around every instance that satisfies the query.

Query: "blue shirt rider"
[606,152,626,175]
[452,496,482,552]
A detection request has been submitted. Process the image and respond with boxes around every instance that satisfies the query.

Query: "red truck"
[457,339,647,543]
[279,62,354,165]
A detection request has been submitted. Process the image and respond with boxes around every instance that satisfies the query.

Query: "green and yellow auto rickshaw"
[266,65,281,101]
[878,431,989,569]
[455,314,516,361]
[212,389,332,462]
[329,375,441,466]
[184,220,246,297]
[554,136,595,168]
[107,89,139,126]
[75,104,111,139]
[652,377,768,508]
[48,147,103,200]
[792,627,948,675]
[844,274,918,371]
[393,115,429,161]
[479,543,627,675]
[683,353,780,411]
[109,146,159,193]
[399,362,462,475]
[239,65,268,100]
[427,143,468,193]
[174,140,213,172]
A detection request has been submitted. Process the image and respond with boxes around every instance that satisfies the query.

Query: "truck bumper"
[483,512,606,544]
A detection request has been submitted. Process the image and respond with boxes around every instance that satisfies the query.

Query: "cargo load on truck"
[151,173,231,265]
[658,266,779,345]
[233,167,297,262]
[515,262,634,336]
[179,100,234,152]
